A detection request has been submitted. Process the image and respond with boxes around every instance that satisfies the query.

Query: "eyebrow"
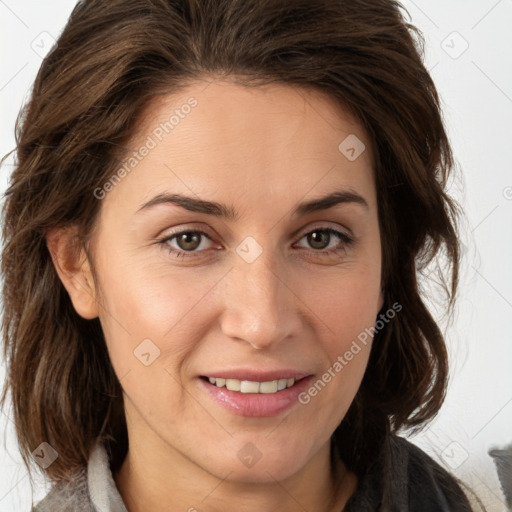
[136,189,369,219]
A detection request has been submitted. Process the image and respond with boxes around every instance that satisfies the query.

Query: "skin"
[48,77,383,512]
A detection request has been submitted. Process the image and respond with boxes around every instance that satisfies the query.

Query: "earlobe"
[46,227,100,320]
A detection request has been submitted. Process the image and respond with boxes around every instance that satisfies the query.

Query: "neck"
[114,435,358,512]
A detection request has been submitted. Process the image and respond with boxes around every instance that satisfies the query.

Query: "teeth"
[225,378,241,391]
[259,380,278,393]
[207,377,296,393]
[277,378,287,391]
[240,380,259,393]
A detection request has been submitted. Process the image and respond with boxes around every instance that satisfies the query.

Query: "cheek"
[295,269,380,413]
[303,266,381,350]
[96,260,223,371]
[95,266,214,422]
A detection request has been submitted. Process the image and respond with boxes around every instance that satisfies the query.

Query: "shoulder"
[32,439,128,512]
[31,469,94,512]
[389,435,474,511]
[345,434,474,511]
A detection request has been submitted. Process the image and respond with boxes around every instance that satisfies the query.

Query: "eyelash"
[158,227,354,260]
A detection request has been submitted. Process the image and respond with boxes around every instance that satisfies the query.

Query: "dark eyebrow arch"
[136,190,369,219]
[294,190,369,216]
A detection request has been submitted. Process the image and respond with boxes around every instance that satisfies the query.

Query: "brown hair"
[2,0,462,496]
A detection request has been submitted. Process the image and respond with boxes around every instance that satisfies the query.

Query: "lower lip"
[198,376,313,417]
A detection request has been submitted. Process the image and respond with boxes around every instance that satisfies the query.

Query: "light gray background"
[1,0,511,510]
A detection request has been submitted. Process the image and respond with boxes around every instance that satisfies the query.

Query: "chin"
[202,445,310,484]
[214,461,305,484]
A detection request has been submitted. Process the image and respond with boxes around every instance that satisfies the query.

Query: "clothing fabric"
[32,434,473,511]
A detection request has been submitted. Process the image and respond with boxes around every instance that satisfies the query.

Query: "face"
[66,79,383,483]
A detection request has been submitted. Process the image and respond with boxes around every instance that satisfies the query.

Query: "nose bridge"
[220,242,300,349]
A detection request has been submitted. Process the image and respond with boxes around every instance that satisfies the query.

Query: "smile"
[198,375,313,417]
[205,376,296,394]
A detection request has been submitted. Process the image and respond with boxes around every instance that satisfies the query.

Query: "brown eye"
[160,230,214,258]
[176,232,202,251]
[296,227,354,256]
[307,230,331,250]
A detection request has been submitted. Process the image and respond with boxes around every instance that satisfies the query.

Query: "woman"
[1,0,482,510]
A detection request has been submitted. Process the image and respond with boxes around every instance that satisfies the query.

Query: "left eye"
[295,228,353,252]
[159,227,353,258]
[160,230,213,256]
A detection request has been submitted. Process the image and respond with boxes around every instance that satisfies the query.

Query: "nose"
[219,247,303,350]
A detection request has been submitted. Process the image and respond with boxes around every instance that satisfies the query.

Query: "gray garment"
[32,440,127,512]
[343,435,474,512]
[32,435,473,512]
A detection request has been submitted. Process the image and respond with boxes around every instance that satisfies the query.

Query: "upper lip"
[201,369,312,382]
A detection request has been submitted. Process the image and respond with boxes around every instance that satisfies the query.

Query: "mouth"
[198,373,314,417]
[200,375,304,394]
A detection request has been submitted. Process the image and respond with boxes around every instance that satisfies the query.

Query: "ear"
[46,226,100,320]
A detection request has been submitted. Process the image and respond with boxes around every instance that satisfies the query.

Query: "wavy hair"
[2,0,462,495]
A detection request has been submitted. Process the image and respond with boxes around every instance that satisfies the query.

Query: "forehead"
[135,78,370,154]
[105,78,376,216]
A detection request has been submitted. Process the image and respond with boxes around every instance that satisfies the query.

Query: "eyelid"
[294,226,354,253]
[297,222,353,240]
[160,222,350,244]
[162,225,214,238]
[159,227,216,250]
[158,222,354,260]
